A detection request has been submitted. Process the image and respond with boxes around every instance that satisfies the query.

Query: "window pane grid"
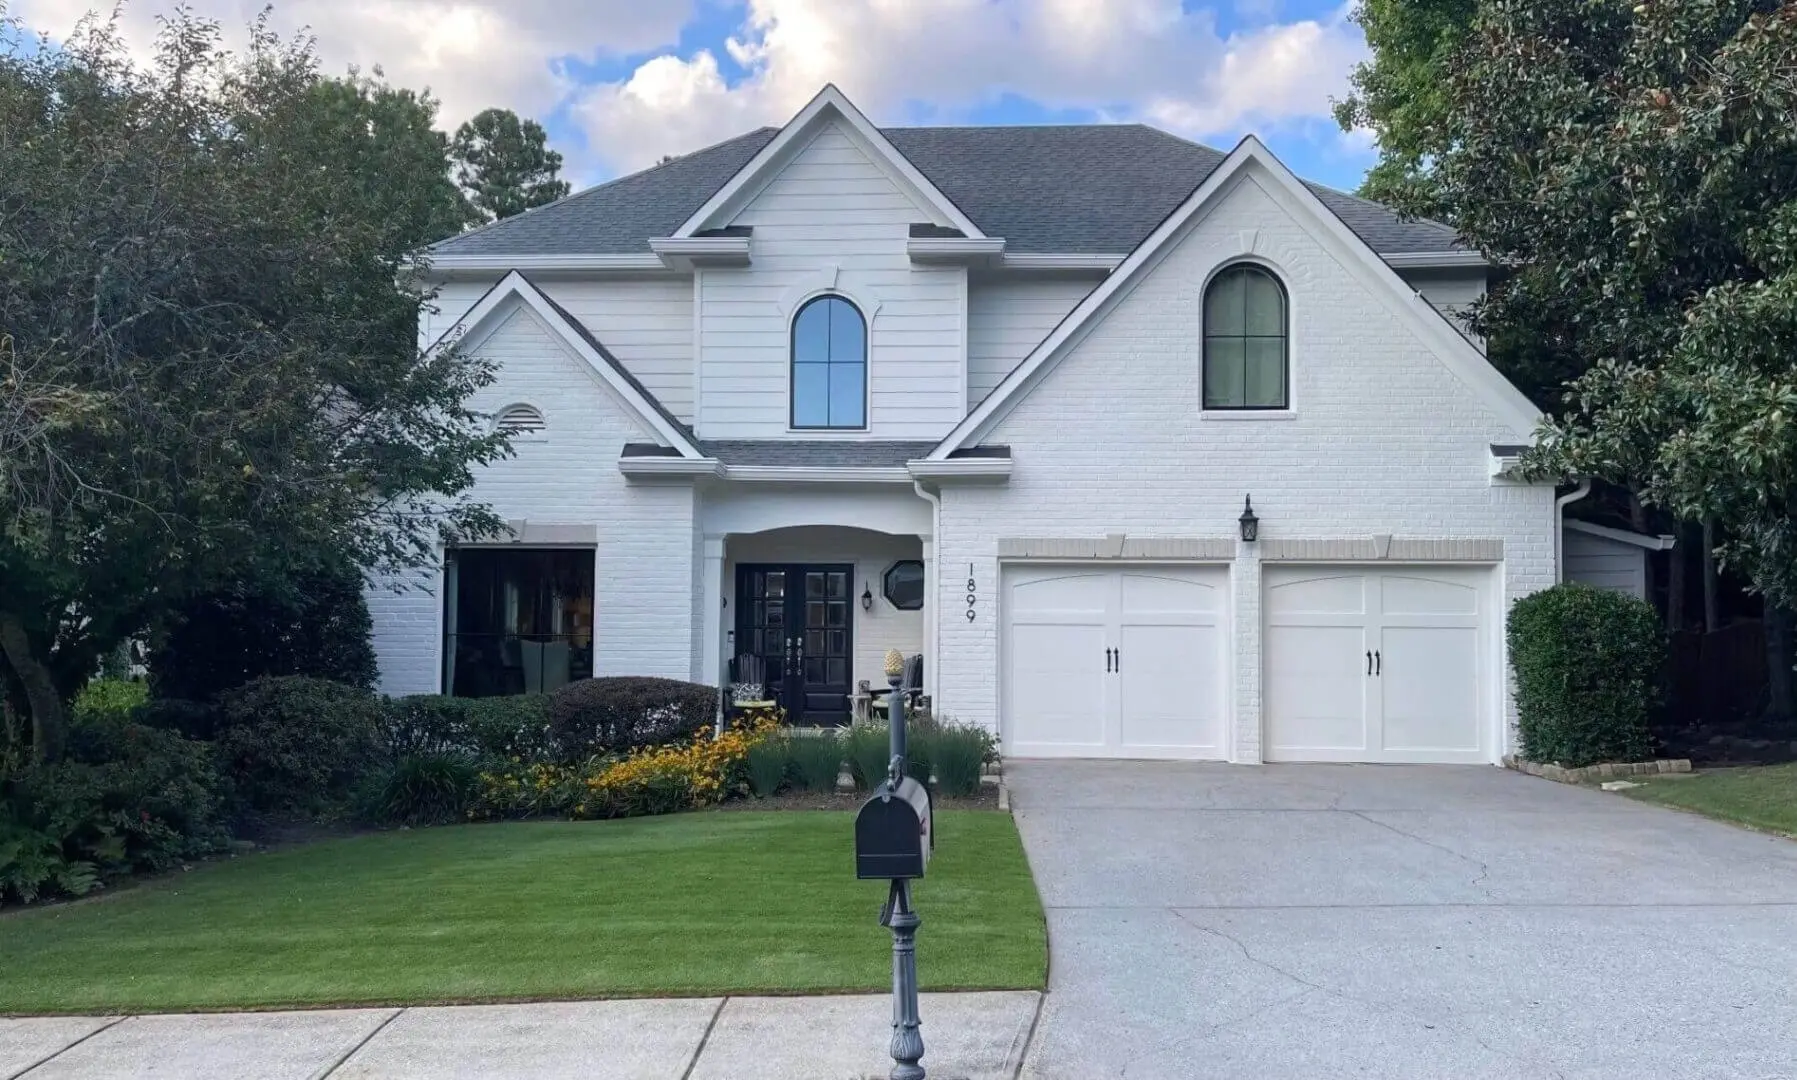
[1203,266,1288,410]
[791,296,867,429]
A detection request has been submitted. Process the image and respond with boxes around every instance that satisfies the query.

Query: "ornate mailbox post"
[854,648,933,1080]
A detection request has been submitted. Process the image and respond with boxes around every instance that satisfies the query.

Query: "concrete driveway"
[1007,761,1797,1080]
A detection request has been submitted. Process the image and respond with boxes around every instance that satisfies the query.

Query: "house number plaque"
[965,563,977,622]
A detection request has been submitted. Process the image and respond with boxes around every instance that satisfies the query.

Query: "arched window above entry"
[791,295,867,430]
[1203,264,1289,410]
[496,403,546,435]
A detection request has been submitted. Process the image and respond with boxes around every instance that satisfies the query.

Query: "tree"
[0,12,508,761]
[1334,0,1478,209]
[449,107,570,222]
[1425,2,1797,613]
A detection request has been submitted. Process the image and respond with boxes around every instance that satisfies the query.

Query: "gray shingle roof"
[431,124,1463,259]
[698,440,939,467]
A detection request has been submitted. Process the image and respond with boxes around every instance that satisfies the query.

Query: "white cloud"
[575,0,1368,174]
[9,0,694,128]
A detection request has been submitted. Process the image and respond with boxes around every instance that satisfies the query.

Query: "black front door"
[735,564,855,726]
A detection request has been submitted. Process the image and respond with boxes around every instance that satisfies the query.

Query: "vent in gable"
[496,403,546,435]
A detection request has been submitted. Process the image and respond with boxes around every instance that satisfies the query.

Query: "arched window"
[495,403,546,435]
[1203,264,1288,410]
[791,295,867,429]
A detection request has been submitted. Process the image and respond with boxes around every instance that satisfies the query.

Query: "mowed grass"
[1621,763,1797,838]
[0,811,1045,1014]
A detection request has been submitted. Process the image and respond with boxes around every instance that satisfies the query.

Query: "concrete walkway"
[1007,760,1797,1080]
[0,992,1041,1080]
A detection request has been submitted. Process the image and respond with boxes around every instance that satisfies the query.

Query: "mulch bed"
[709,787,1003,812]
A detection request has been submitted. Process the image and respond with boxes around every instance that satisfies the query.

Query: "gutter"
[913,480,943,704]
[1554,481,1594,583]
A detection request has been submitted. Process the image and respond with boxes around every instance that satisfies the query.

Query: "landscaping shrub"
[2,714,226,905]
[847,724,893,791]
[362,752,481,826]
[1508,583,1665,767]
[787,733,844,793]
[214,676,384,823]
[130,698,220,741]
[922,720,993,797]
[744,736,790,797]
[72,679,148,724]
[383,694,552,761]
[470,715,779,820]
[545,677,719,760]
[147,559,377,702]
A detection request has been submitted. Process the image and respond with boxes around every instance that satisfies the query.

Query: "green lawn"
[0,810,1045,1015]
[1621,763,1797,838]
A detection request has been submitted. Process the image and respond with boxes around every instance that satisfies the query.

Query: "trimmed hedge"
[1508,583,1664,768]
[546,677,719,761]
[383,695,552,762]
[214,676,384,822]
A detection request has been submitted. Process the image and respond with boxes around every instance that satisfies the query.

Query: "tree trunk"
[1702,518,1721,633]
[1765,603,1795,721]
[1667,522,1687,631]
[0,611,65,763]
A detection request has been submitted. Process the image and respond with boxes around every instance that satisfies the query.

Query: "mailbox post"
[854,649,931,1080]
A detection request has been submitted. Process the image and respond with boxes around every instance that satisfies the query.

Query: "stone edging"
[1503,754,1691,784]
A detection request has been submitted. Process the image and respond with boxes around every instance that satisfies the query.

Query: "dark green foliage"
[130,699,221,742]
[450,107,570,222]
[2,714,226,905]
[1508,584,1665,767]
[383,694,551,761]
[71,679,148,724]
[919,722,993,798]
[1334,0,1477,208]
[148,560,378,702]
[786,735,843,793]
[847,724,892,791]
[214,677,383,823]
[362,753,480,826]
[744,737,789,797]
[546,677,718,760]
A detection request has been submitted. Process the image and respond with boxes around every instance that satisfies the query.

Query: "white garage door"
[1264,565,1491,764]
[1003,565,1227,759]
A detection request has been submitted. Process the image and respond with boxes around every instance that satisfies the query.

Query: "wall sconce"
[862,583,875,611]
[1238,495,1259,543]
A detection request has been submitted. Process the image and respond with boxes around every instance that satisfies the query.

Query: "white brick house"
[371,85,1561,765]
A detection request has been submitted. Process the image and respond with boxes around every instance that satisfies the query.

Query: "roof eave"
[1382,250,1487,270]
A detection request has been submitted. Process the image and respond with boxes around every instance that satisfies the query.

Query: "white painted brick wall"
[934,171,1554,758]
[368,302,701,695]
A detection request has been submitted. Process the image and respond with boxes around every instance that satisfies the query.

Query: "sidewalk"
[0,992,1041,1080]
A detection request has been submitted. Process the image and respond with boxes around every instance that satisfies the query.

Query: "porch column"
[919,535,935,702]
[701,536,726,691]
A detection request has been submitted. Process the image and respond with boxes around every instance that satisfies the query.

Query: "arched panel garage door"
[1002,564,1228,760]
[1263,565,1493,764]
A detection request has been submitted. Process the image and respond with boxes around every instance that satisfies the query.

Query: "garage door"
[1003,565,1227,759]
[1263,566,1490,763]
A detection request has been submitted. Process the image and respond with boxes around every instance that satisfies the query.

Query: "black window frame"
[789,294,869,431]
[882,560,925,611]
[1202,263,1290,411]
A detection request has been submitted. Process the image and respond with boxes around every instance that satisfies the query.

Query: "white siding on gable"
[931,168,1553,757]
[698,121,966,439]
[1563,528,1648,598]
[423,275,697,424]
[967,273,1103,405]
[1399,268,1487,349]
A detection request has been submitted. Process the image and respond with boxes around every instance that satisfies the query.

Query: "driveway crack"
[1347,811,1496,899]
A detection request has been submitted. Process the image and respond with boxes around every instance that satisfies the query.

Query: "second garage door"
[1003,565,1227,760]
[1263,565,1492,764]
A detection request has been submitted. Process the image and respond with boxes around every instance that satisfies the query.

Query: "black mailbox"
[855,775,933,880]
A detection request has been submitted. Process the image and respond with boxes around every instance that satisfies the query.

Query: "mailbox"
[855,775,933,880]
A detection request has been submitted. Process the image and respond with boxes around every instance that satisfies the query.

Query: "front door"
[735,564,855,726]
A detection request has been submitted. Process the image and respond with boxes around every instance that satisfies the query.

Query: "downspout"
[913,480,942,704]
[1554,480,1593,584]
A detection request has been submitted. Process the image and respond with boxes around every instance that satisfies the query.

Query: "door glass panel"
[826,573,846,599]
[807,572,825,598]
[826,603,845,627]
[829,659,847,684]
[764,572,785,599]
[828,630,846,654]
[807,601,825,626]
[807,629,826,653]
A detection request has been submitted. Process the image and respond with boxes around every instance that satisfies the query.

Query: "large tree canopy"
[0,13,506,760]
[1424,0,1797,608]
[450,107,570,222]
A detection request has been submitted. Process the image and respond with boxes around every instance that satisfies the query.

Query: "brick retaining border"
[1502,755,1692,784]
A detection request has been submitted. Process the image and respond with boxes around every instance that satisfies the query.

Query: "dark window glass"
[882,560,925,611]
[791,295,867,429]
[1203,265,1288,410]
[445,548,594,698]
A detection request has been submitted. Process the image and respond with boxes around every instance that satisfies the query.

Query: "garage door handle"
[1105,647,1113,673]
[1114,647,1120,672]
[1366,650,1373,676]
[1375,650,1382,676]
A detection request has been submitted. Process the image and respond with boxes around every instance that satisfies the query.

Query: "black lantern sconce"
[862,582,875,611]
[1239,495,1259,543]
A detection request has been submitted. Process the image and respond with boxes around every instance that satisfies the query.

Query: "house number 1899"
[965,564,977,622]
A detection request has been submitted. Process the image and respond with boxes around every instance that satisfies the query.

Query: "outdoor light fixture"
[862,582,875,611]
[1239,495,1260,543]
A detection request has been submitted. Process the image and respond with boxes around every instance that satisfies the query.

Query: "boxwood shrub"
[383,694,552,762]
[1507,583,1665,767]
[214,676,384,822]
[546,677,719,760]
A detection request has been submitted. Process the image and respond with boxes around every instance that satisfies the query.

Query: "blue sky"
[14,0,1380,193]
